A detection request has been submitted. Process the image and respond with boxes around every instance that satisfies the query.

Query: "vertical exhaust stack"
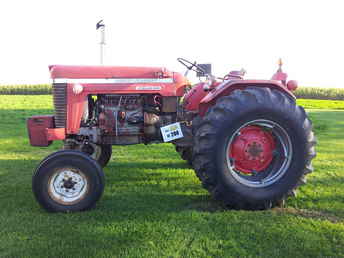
[96,20,105,65]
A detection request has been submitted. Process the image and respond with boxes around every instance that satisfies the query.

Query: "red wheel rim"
[226,119,293,188]
[229,125,276,174]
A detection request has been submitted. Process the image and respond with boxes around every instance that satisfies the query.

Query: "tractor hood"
[49,65,174,79]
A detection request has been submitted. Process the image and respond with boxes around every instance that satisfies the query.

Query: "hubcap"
[48,168,89,205]
[229,126,275,174]
[226,119,292,188]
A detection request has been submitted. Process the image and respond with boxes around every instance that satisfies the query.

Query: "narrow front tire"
[32,150,105,212]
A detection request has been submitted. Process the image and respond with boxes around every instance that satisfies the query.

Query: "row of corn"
[294,87,344,100]
[0,85,343,100]
[0,84,52,95]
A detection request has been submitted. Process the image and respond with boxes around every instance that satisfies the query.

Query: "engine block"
[98,95,144,138]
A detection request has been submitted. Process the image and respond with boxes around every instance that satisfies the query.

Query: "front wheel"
[193,87,316,210]
[32,150,105,212]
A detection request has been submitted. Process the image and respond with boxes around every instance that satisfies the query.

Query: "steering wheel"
[177,58,206,76]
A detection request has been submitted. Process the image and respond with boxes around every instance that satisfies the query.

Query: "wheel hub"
[62,178,76,189]
[229,125,275,174]
[48,169,88,205]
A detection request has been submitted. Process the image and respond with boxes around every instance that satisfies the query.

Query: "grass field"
[1,95,344,257]
[297,99,344,110]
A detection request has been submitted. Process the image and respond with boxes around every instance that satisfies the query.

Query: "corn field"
[294,87,344,100]
[0,84,344,100]
[0,84,51,95]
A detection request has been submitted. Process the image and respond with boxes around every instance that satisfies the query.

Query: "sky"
[0,0,343,87]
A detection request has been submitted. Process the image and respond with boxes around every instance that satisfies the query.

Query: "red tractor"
[27,58,316,212]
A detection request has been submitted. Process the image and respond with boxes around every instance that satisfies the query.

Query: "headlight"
[73,84,84,95]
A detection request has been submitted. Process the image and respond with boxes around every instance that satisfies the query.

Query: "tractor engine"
[82,94,177,145]
[97,95,144,144]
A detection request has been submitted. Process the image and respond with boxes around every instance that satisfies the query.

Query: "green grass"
[296,99,344,134]
[1,96,344,257]
[297,99,344,110]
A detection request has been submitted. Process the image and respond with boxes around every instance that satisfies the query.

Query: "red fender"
[197,80,295,116]
[182,82,209,111]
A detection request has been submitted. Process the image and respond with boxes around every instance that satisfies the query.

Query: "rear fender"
[183,82,208,111]
[199,80,295,116]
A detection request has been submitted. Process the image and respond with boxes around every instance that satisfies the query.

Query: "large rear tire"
[32,150,105,212]
[173,116,202,167]
[175,146,193,166]
[193,87,316,210]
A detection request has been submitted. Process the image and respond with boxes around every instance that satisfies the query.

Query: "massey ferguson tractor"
[27,58,316,212]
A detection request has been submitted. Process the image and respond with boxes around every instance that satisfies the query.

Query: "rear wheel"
[173,116,202,167]
[64,142,112,168]
[175,146,193,166]
[193,87,316,210]
[32,150,105,212]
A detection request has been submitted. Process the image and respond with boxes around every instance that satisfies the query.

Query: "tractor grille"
[52,83,67,128]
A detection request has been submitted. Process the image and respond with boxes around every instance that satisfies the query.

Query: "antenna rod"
[96,20,105,65]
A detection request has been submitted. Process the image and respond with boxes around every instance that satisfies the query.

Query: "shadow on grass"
[1,155,343,217]
[0,158,226,216]
[107,160,191,171]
